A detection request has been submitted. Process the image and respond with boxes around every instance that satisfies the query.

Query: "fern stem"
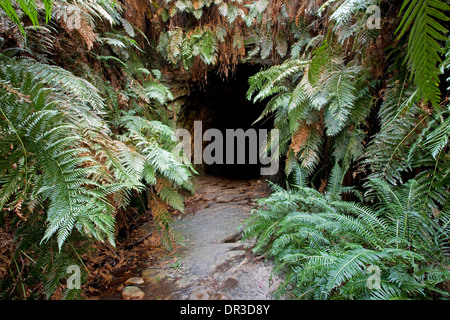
[421,148,442,215]
[20,250,36,264]
[68,240,91,277]
[13,257,27,299]
[297,287,314,299]
[384,114,428,174]
[0,106,28,194]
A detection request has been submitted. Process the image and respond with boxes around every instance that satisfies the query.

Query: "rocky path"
[120,175,281,300]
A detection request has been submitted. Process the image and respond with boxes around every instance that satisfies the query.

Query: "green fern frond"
[396,0,450,106]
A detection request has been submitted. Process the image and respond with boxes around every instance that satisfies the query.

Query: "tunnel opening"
[177,64,277,180]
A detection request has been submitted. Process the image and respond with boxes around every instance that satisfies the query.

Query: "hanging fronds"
[396,0,450,106]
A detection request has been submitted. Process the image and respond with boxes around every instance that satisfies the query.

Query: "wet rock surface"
[116,175,281,300]
[166,175,280,300]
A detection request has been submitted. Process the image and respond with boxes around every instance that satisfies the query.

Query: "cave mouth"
[178,64,274,180]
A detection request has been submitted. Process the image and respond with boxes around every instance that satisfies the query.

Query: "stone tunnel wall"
[169,64,284,182]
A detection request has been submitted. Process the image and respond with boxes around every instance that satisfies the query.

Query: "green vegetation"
[0,0,194,299]
[0,0,448,300]
[244,0,450,300]
[244,170,449,299]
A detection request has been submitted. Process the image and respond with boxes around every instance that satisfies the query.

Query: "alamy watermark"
[366,265,381,290]
[66,265,81,290]
[366,5,381,30]
[175,121,280,176]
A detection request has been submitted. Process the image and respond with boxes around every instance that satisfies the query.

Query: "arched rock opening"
[175,64,279,180]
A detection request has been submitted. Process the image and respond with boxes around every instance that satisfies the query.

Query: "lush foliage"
[0,0,448,300]
[0,0,193,299]
[244,166,450,299]
[244,0,449,300]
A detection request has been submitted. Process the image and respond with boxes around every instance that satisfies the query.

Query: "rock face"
[121,286,145,300]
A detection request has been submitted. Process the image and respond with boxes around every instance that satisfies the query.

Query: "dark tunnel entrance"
[177,64,275,180]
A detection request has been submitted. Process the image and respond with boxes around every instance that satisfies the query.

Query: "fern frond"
[396,0,450,106]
